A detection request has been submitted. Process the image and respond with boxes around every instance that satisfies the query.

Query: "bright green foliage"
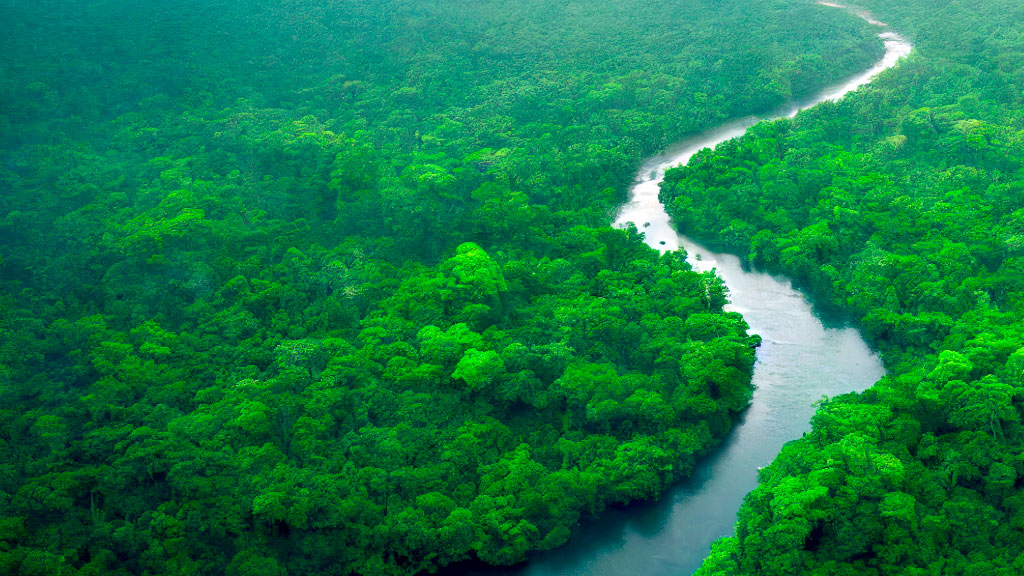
[0,0,885,574]
[659,1,1024,573]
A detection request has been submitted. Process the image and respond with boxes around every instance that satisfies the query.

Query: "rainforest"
[0,0,1021,575]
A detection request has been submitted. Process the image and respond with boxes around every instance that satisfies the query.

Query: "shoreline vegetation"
[660,1,1024,574]
[0,1,896,575]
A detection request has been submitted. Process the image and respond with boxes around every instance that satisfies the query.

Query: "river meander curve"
[451,5,910,576]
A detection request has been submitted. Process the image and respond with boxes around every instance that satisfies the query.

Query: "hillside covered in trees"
[658,0,1024,574]
[0,1,884,575]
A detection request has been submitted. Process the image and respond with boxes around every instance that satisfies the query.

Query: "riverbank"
[444,5,907,575]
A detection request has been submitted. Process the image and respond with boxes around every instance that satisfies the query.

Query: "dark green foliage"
[0,0,884,574]
[658,1,1024,574]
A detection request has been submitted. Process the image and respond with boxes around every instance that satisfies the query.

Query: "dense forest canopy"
[0,1,884,575]
[658,0,1024,574]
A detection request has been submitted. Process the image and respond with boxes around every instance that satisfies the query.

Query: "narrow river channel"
[450,5,910,576]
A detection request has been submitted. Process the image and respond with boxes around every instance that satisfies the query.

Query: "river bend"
[453,5,909,576]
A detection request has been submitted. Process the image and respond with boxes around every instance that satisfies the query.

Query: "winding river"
[452,5,910,576]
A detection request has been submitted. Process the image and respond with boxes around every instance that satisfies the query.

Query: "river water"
[450,6,909,576]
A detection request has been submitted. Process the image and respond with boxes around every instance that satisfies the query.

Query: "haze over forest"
[0,1,1022,575]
